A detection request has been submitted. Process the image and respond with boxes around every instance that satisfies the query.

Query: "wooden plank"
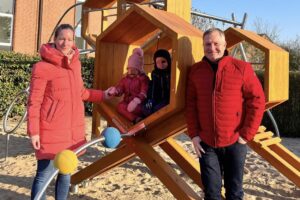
[258,126,267,133]
[248,141,300,187]
[160,137,226,199]
[91,106,101,138]
[159,138,202,187]
[270,143,300,172]
[136,5,201,37]
[84,0,116,8]
[165,0,191,22]
[128,137,200,199]
[253,131,274,141]
[71,143,135,185]
[74,112,186,185]
[260,137,282,148]
[267,50,289,104]
[225,27,285,51]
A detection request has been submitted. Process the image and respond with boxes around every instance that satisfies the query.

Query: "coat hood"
[39,43,79,69]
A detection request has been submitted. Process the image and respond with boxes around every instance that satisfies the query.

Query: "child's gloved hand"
[127,97,141,112]
[145,99,154,110]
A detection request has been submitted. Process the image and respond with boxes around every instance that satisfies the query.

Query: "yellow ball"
[54,150,78,175]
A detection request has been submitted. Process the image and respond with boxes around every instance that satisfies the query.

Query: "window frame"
[75,0,86,50]
[0,12,14,50]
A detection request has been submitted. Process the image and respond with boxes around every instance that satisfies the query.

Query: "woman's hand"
[107,87,118,96]
[31,135,41,150]
[104,87,116,99]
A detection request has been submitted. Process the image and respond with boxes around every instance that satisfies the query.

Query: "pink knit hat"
[128,48,144,73]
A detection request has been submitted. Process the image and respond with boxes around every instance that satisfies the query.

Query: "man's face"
[203,31,227,62]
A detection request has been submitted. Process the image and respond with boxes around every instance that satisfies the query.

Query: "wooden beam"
[160,137,226,199]
[71,144,135,184]
[128,137,200,200]
[248,141,300,187]
[159,137,202,188]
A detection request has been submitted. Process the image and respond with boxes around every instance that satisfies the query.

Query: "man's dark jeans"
[199,141,247,200]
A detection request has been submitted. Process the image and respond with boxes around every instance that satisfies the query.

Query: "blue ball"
[102,127,121,148]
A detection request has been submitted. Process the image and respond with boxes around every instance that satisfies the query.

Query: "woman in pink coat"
[27,24,109,200]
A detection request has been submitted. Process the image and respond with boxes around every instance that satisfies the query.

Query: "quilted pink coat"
[27,43,104,159]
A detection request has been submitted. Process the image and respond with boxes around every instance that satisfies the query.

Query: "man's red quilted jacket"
[186,56,265,147]
[27,43,104,159]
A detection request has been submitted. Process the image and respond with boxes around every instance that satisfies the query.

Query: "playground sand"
[0,116,299,200]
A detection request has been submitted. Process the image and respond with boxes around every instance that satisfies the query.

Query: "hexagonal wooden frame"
[224,27,289,110]
[93,4,203,132]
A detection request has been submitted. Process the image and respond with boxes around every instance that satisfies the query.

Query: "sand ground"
[0,116,299,200]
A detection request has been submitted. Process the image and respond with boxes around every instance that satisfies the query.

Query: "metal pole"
[48,2,85,42]
[191,10,243,27]
[266,110,280,137]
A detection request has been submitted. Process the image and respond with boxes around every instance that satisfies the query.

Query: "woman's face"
[54,29,74,55]
[155,57,168,69]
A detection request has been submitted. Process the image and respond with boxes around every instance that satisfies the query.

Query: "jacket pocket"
[46,100,59,123]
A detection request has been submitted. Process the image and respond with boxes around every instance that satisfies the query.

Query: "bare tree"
[191,8,217,31]
[253,17,281,43]
[281,35,300,71]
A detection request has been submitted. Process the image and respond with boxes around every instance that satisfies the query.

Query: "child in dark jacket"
[143,49,171,117]
[108,48,149,123]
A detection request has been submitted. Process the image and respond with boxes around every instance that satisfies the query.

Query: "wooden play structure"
[70,0,299,199]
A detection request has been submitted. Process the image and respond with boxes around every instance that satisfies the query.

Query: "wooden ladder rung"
[260,137,282,148]
[254,131,274,141]
[258,126,267,133]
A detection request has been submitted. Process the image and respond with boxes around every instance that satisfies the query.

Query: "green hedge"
[0,51,299,137]
[0,50,94,118]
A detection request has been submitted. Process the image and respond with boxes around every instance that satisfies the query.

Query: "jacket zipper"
[213,64,222,147]
[211,66,217,148]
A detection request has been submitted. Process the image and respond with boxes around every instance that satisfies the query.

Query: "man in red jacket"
[186,28,265,200]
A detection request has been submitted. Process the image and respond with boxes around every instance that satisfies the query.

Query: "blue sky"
[192,0,299,42]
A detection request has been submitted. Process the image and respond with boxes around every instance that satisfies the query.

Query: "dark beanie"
[153,49,171,71]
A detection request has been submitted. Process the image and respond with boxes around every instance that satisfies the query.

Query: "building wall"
[40,0,76,44]
[13,0,39,55]
[12,1,171,55]
[13,0,76,55]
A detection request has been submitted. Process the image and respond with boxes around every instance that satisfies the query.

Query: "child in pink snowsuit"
[108,48,149,123]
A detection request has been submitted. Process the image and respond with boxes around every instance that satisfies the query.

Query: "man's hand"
[192,136,205,158]
[238,136,247,144]
[31,135,40,150]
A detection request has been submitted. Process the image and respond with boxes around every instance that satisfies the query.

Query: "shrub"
[0,51,95,118]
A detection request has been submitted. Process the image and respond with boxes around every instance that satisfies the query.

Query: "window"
[0,0,14,51]
[75,0,86,50]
